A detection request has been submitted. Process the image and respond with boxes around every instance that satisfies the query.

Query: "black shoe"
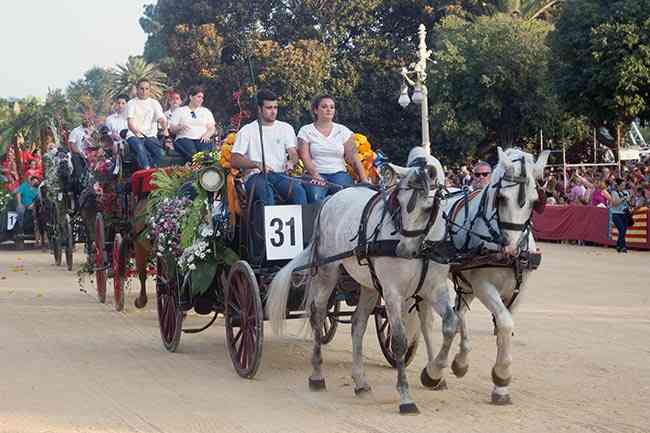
[622,248,628,254]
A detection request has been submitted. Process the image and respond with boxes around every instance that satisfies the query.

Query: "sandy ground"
[0,242,648,433]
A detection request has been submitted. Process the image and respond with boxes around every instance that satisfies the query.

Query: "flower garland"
[178,223,215,272]
[219,132,236,169]
[350,133,379,183]
[148,196,192,259]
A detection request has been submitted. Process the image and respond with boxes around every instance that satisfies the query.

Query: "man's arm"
[127,118,144,138]
[231,153,265,171]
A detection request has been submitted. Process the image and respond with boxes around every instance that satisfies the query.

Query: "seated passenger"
[297,95,368,203]
[170,86,216,164]
[230,89,307,206]
[126,78,167,169]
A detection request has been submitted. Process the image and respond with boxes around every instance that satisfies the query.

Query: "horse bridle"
[389,162,443,239]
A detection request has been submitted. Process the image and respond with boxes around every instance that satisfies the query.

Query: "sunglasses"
[190,111,197,119]
[474,172,490,178]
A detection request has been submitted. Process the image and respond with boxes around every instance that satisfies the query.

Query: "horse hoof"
[420,368,447,390]
[491,392,512,405]
[354,385,372,397]
[491,367,511,387]
[451,360,468,378]
[134,296,147,309]
[399,403,420,415]
[308,378,326,391]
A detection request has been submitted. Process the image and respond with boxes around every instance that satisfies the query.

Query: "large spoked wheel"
[225,261,264,379]
[65,214,74,271]
[95,213,107,304]
[112,233,126,312]
[156,257,183,352]
[318,294,340,345]
[374,300,418,368]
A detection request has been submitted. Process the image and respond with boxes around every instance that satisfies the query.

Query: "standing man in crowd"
[231,89,307,206]
[471,161,492,190]
[14,175,40,236]
[126,78,167,169]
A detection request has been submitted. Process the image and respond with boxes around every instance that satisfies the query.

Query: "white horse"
[426,147,550,405]
[267,147,458,414]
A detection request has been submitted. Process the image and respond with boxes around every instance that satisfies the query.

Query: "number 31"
[269,217,296,247]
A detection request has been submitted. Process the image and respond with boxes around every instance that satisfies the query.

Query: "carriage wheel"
[112,234,126,312]
[95,213,107,304]
[225,261,264,379]
[156,257,183,352]
[65,214,74,271]
[374,301,418,368]
[319,295,341,345]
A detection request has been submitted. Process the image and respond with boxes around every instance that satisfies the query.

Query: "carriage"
[41,147,83,270]
[148,156,418,378]
[90,132,185,311]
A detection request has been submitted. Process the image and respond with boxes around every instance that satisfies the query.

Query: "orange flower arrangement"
[350,133,379,183]
[219,132,236,169]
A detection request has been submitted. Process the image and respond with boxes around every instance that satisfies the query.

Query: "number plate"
[264,205,304,260]
[7,212,18,231]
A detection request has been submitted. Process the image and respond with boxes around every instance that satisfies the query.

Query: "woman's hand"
[200,133,212,143]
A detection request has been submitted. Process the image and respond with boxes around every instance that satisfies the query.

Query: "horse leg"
[133,240,150,309]
[308,266,338,391]
[383,290,418,414]
[350,287,378,396]
[420,282,457,390]
[451,292,474,379]
[474,282,514,405]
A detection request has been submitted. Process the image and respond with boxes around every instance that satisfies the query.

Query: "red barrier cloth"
[533,205,650,250]
[131,168,159,196]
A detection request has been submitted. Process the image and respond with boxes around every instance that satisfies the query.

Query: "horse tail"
[266,243,313,336]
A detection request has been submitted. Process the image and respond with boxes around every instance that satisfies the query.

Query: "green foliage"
[180,185,207,249]
[428,14,556,159]
[66,67,113,118]
[106,56,168,100]
[550,0,650,125]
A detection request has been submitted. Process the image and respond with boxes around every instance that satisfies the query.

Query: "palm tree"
[106,56,168,100]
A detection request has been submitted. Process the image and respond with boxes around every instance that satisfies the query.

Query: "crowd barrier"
[532,205,649,250]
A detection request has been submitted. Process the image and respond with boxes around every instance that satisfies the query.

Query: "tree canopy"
[551,0,650,126]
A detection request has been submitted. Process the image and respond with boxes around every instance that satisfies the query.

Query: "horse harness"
[443,157,545,313]
[306,169,443,311]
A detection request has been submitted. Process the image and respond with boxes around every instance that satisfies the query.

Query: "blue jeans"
[174,138,211,164]
[127,136,163,169]
[304,171,353,203]
[612,213,628,251]
[245,172,307,206]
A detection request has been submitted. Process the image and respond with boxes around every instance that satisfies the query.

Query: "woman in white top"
[169,86,216,163]
[297,95,367,202]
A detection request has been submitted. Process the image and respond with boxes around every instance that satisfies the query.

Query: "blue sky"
[0,0,150,99]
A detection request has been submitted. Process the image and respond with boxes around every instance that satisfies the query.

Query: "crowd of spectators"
[444,155,650,210]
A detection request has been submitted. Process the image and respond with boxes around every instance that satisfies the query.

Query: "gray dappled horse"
[267,147,457,414]
[431,147,550,405]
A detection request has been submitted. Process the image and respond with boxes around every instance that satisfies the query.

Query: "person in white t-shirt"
[162,90,181,149]
[105,94,129,142]
[298,95,367,203]
[126,78,167,169]
[68,118,94,157]
[169,86,216,163]
[231,89,307,206]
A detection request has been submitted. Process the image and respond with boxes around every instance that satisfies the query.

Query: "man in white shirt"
[68,118,93,157]
[231,89,307,206]
[105,94,129,142]
[126,78,167,169]
[67,118,94,188]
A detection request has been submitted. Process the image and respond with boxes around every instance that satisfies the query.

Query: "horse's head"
[387,147,445,258]
[492,147,550,256]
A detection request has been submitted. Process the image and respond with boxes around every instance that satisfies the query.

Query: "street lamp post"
[398,24,433,154]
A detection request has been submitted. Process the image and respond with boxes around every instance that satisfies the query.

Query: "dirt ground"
[0,242,648,433]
